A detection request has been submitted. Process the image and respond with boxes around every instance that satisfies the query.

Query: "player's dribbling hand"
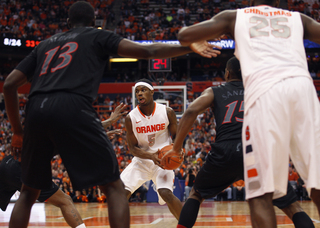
[190,41,221,58]
[161,147,184,161]
[11,133,23,162]
[110,103,128,123]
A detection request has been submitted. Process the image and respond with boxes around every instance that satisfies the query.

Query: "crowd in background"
[1,0,320,83]
[0,92,311,203]
[0,0,115,41]
[1,0,319,41]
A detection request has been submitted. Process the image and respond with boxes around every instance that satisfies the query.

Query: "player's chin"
[139,101,148,106]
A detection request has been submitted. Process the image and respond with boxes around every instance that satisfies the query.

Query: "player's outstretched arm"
[301,13,320,44]
[117,39,220,59]
[125,115,162,166]
[172,87,214,153]
[178,10,236,47]
[102,103,128,129]
[3,69,28,160]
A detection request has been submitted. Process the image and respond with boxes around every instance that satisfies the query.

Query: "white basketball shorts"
[243,76,320,200]
[120,157,175,205]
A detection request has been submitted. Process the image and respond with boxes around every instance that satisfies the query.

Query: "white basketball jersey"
[234,6,311,113]
[129,102,172,155]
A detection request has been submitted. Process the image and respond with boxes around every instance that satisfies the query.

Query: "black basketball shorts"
[22,92,120,190]
[272,183,297,209]
[0,156,59,210]
[193,140,244,199]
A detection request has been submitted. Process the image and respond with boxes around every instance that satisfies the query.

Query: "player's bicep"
[187,88,214,115]
[117,39,151,59]
[166,107,178,139]
[124,115,139,149]
[301,13,320,44]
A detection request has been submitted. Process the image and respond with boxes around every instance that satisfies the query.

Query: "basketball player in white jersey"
[121,79,183,220]
[165,0,320,227]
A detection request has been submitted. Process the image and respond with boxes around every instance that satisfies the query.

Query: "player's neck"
[72,24,92,28]
[139,101,155,116]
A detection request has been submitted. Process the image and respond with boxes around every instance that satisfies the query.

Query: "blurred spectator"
[288,165,299,190]
[184,167,197,200]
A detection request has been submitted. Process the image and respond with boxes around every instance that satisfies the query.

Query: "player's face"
[135,85,154,106]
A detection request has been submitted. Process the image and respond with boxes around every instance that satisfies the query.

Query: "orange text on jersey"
[136,123,165,133]
[244,8,292,16]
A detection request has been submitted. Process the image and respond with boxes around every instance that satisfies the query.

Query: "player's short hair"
[226,57,242,80]
[68,1,95,26]
[135,79,153,87]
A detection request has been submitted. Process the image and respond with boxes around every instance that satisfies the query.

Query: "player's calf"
[158,188,182,220]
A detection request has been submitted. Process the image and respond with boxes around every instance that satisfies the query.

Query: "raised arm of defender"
[117,39,221,59]
[165,88,215,157]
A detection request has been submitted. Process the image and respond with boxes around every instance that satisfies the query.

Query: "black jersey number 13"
[40,42,78,76]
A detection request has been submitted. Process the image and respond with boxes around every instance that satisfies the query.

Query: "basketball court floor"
[1,200,319,227]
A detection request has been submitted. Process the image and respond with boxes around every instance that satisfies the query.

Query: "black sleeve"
[95,30,124,58]
[15,46,38,82]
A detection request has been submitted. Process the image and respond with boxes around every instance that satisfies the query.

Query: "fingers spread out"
[200,49,221,58]
[207,43,222,50]
[190,41,222,58]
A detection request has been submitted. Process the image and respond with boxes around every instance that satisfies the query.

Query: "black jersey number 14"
[40,42,78,76]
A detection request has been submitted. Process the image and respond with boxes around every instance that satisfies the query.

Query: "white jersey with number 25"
[234,6,311,113]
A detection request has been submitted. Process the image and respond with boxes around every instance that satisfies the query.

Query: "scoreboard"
[148,58,172,72]
[1,38,40,48]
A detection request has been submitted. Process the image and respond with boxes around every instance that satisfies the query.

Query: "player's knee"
[58,192,74,207]
[248,193,274,208]
[188,188,203,202]
[63,193,74,205]
[158,188,174,202]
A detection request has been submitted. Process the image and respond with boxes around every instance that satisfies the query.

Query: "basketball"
[158,144,184,170]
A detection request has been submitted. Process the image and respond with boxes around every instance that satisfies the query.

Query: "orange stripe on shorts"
[247,168,258,178]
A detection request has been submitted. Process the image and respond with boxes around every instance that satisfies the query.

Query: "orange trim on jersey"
[137,102,156,118]
[137,105,146,118]
[247,168,258,178]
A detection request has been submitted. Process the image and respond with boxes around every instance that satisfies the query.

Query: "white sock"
[75,224,86,228]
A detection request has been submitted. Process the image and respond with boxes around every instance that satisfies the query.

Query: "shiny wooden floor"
[1,200,320,228]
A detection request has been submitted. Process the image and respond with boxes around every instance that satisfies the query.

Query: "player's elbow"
[178,28,192,46]
[3,78,16,93]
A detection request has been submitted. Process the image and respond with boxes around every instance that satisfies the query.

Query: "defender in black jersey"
[0,155,86,228]
[3,2,220,228]
[163,57,314,228]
